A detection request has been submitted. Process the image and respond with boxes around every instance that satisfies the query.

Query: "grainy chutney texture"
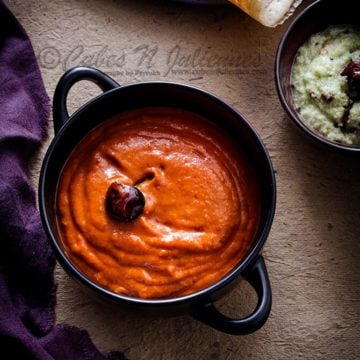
[292,26,360,145]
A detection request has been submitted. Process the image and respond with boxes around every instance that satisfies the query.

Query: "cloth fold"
[0,2,124,359]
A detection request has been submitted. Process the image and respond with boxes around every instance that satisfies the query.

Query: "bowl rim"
[39,80,276,306]
[275,0,360,154]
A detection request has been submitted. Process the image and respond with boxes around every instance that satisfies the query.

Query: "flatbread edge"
[229,0,303,27]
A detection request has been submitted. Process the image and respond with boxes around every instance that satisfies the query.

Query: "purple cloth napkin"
[0,2,124,359]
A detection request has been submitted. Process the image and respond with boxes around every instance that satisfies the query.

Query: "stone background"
[7,0,360,358]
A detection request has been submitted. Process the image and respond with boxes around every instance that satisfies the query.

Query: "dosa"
[229,0,303,27]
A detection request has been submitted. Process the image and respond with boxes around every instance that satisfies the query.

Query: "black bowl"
[275,0,360,154]
[39,66,276,335]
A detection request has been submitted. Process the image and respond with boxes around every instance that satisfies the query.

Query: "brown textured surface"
[7,0,360,358]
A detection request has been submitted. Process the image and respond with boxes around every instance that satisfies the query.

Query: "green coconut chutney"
[291,26,360,145]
